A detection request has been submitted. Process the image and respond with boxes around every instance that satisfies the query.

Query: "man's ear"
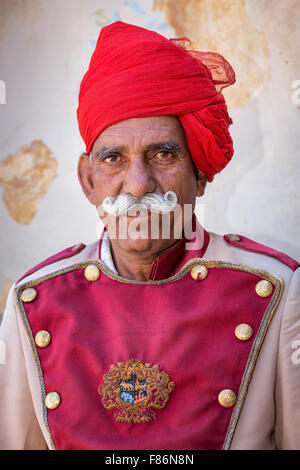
[77,153,97,205]
[196,170,208,197]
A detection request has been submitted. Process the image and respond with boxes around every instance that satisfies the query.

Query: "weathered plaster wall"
[0,141,57,224]
[154,0,271,109]
[0,0,299,316]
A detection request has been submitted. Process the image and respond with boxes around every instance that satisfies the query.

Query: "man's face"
[78,115,206,253]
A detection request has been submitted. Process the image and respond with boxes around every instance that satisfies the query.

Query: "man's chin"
[115,236,162,253]
[105,210,184,245]
[105,214,174,252]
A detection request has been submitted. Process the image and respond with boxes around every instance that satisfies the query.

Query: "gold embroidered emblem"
[98,359,175,423]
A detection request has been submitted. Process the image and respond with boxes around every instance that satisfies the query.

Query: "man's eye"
[103,155,120,163]
[153,151,173,160]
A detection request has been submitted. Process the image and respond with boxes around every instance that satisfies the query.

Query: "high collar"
[98,215,209,281]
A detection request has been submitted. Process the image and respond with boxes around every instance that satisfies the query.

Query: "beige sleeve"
[0,285,47,450]
[275,267,300,449]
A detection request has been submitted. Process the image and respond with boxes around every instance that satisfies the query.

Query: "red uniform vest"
[16,231,287,450]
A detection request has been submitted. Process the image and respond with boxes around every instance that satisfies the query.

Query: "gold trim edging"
[222,270,284,449]
[13,288,56,450]
[15,258,284,450]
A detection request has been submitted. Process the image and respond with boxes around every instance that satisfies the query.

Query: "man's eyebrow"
[95,146,126,158]
[145,142,182,152]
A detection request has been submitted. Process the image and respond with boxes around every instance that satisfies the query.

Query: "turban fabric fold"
[77,21,236,181]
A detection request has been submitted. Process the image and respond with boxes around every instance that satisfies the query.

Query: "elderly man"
[0,22,299,451]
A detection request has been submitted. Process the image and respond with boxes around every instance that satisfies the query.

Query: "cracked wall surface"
[0,141,58,225]
[153,0,270,109]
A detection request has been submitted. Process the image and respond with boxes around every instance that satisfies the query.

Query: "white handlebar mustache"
[102,191,178,216]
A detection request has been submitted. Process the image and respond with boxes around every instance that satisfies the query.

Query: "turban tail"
[77,22,236,181]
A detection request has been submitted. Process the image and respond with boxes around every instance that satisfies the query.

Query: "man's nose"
[122,157,156,197]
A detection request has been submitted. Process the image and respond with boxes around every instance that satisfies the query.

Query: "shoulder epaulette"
[17,242,86,284]
[224,234,300,272]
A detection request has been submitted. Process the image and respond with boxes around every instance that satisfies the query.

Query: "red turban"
[77,21,235,182]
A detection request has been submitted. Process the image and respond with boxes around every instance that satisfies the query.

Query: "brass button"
[21,288,37,303]
[235,323,253,341]
[226,234,241,242]
[45,392,61,410]
[218,389,237,408]
[84,264,100,281]
[35,330,51,348]
[190,265,208,281]
[255,280,273,298]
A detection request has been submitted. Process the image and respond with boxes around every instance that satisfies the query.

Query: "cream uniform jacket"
[0,229,300,450]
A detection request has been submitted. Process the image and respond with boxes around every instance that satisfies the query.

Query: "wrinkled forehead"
[91,116,187,152]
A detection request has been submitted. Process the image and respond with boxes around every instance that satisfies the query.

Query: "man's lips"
[121,209,152,218]
[119,203,153,218]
